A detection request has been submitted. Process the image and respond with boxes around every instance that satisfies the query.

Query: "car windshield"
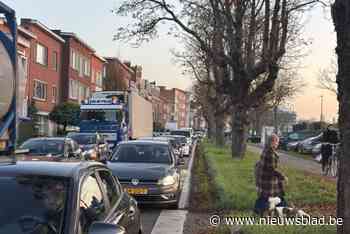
[0,176,68,234]
[170,131,190,138]
[80,109,123,123]
[67,134,96,145]
[20,140,65,156]
[112,144,172,164]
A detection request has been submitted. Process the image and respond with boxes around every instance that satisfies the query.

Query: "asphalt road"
[139,150,193,234]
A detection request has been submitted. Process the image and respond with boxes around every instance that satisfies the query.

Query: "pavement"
[248,144,322,175]
[140,143,196,234]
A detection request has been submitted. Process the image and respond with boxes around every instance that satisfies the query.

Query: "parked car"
[108,140,184,208]
[18,137,83,159]
[66,132,110,161]
[312,143,322,156]
[0,157,142,234]
[279,132,319,151]
[298,133,323,154]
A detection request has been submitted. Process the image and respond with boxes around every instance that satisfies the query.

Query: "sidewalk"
[248,145,323,176]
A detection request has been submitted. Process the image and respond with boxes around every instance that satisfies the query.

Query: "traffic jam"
[0,2,207,233]
[1,90,202,234]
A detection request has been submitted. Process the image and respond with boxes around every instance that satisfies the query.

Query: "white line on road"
[150,210,188,234]
[178,142,197,209]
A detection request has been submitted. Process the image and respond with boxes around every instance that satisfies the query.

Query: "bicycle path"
[248,145,323,176]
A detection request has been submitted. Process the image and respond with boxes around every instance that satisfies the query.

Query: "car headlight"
[158,175,176,186]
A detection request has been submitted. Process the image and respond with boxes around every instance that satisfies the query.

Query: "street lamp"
[320,95,324,122]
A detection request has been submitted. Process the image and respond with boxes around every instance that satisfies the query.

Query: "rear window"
[112,144,172,164]
[0,176,68,233]
[20,139,65,156]
[67,133,97,145]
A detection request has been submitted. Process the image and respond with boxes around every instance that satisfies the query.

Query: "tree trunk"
[273,106,278,134]
[215,113,225,146]
[231,108,248,158]
[207,105,216,141]
[332,1,350,233]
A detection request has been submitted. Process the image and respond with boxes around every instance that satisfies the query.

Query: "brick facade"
[20,19,64,136]
[104,57,136,91]
[159,87,187,128]
[91,54,106,92]
[53,31,95,104]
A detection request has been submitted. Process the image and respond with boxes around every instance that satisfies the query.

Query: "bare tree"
[317,58,337,94]
[332,1,350,233]
[113,0,322,158]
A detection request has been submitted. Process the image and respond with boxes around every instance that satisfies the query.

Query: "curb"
[178,141,197,209]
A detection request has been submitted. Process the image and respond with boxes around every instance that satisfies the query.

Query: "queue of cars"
[4,127,199,233]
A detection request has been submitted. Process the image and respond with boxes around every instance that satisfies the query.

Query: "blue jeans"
[254,195,288,216]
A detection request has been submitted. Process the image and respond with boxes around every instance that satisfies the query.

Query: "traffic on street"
[2,0,348,233]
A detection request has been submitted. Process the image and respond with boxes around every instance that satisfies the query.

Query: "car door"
[76,171,108,234]
[96,169,140,234]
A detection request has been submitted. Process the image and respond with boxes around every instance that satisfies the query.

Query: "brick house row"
[1,16,192,136]
[0,18,106,136]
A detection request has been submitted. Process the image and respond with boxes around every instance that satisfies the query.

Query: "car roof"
[23,137,71,142]
[118,140,169,145]
[0,157,105,178]
[67,132,97,136]
[164,135,185,138]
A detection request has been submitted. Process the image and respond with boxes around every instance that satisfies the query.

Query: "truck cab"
[79,91,128,149]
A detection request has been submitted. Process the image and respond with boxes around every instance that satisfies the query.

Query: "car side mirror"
[89,222,126,234]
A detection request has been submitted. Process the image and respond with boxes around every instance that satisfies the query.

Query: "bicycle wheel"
[330,156,338,177]
[323,158,331,176]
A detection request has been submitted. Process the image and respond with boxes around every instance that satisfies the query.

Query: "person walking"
[254,134,288,216]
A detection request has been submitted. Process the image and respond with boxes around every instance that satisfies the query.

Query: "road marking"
[150,210,188,234]
[178,143,196,209]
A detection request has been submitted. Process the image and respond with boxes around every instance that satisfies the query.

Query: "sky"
[1,0,338,122]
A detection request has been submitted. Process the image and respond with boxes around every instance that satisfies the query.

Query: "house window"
[33,80,47,100]
[78,84,90,103]
[52,86,57,103]
[75,53,80,71]
[69,79,78,100]
[79,56,84,77]
[103,65,107,78]
[52,51,58,71]
[96,71,102,87]
[85,59,91,76]
[70,49,75,68]
[35,43,48,66]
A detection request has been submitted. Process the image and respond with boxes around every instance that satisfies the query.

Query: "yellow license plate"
[125,188,148,195]
[0,141,6,150]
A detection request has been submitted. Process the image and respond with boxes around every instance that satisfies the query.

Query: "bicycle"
[322,143,339,177]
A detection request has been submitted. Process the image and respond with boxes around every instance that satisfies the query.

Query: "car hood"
[107,162,172,181]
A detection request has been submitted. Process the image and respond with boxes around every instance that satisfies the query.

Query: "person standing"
[254,134,288,215]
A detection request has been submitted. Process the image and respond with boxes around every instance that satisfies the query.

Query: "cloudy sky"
[2,0,338,122]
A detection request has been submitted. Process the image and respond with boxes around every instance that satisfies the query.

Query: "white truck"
[165,120,178,131]
[80,91,153,148]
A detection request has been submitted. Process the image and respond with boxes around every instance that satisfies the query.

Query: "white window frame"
[69,79,79,100]
[35,43,48,66]
[33,80,47,101]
